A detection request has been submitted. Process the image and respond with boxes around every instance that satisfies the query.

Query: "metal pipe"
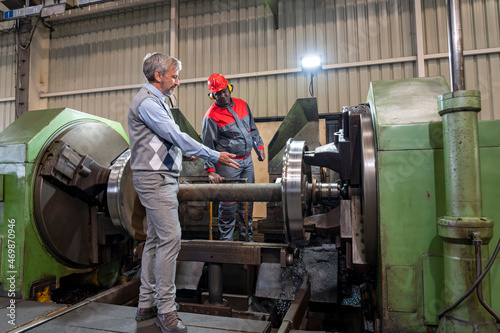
[177,183,282,202]
[447,0,465,91]
[244,201,249,242]
[209,201,213,240]
[208,263,224,305]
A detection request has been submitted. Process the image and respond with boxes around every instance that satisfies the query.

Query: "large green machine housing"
[368,76,500,331]
[0,108,135,300]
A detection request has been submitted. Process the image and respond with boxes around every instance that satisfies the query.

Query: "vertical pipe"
[245,201,249,242]
[209,201,213,240]
[447,0,465,92]
[170,0,179,58]
[208,263,223,305]
[414,0,425,77]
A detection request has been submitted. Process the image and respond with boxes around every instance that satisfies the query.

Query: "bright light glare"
[301,55,322,70]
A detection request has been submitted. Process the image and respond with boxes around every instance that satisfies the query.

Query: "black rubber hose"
[438,238,500,320]
[475,239,500,323]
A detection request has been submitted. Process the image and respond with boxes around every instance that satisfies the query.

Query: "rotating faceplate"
[360,111,377,265]
[34,121,129,268]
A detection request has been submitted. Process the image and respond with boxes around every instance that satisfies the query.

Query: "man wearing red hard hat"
[202,73,265,242]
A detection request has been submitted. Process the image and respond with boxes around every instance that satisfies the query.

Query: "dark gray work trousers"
[216,155,254,241]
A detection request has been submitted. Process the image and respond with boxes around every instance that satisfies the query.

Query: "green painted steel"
[267,98,320,175]
[170,107,206,178]
[0,108,128,163]
[368,77,500,332]
[439,91,482,217]
[378,121,500,151]
[0,108,128,299]
[366,76,448,130]
[437,89,497,331]
[438,90,482,115]
[386,265,417,313]
[0,174,3,201]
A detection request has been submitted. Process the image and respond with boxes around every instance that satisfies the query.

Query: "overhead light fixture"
[300,55,322,97]
[300,55,322,71]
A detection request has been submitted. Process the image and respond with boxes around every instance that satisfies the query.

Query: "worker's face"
[156,67,179,96]
[214,86,231,106]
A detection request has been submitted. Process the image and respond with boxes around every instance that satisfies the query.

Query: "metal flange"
[282,139,312,246]
[107,149,147,241]
[360,110,378,265]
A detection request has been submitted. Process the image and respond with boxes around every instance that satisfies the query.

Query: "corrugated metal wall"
[177,0,417,131]
[0,0,499,133]
[46,1,172,127]
[423,0,500,121]
[0,29,16,131]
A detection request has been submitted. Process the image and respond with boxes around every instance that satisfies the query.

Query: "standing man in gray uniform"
[129,54,239,333]
[202,73,265,242]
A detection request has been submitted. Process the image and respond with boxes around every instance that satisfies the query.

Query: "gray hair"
[142,52,182,82]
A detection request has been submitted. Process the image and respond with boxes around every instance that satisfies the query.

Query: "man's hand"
[208,172,224,184]
[183,155,199,162]
[218,152,240,169]
[258,148,266,161]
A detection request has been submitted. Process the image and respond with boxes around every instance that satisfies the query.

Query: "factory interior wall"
[0,0,499,133]
[0,29,16,132]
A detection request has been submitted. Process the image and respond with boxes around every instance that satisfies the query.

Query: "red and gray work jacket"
[202,97,264,173]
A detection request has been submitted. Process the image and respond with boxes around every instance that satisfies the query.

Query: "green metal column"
[437,90,497,332]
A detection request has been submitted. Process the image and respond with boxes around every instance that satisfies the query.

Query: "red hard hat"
[207,73,228,93]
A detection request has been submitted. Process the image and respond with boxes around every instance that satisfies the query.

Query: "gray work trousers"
[133,171,180,314]
[216,155,254,241]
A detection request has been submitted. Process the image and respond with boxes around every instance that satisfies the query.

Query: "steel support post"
[208,263,224,305]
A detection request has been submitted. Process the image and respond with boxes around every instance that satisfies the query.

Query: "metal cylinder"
[447,0,465,92]
[309,181,340,204]
[437,217,495,331]
[208,263,223,305]
[438,91,482,217]
[177,183,282,202]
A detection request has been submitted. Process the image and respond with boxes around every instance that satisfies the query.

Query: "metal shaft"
[447,0,465,92]
[178,183,282,202]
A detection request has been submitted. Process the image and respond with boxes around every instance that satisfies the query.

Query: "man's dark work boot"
[156,311,187,333]
[135,306,157,321]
